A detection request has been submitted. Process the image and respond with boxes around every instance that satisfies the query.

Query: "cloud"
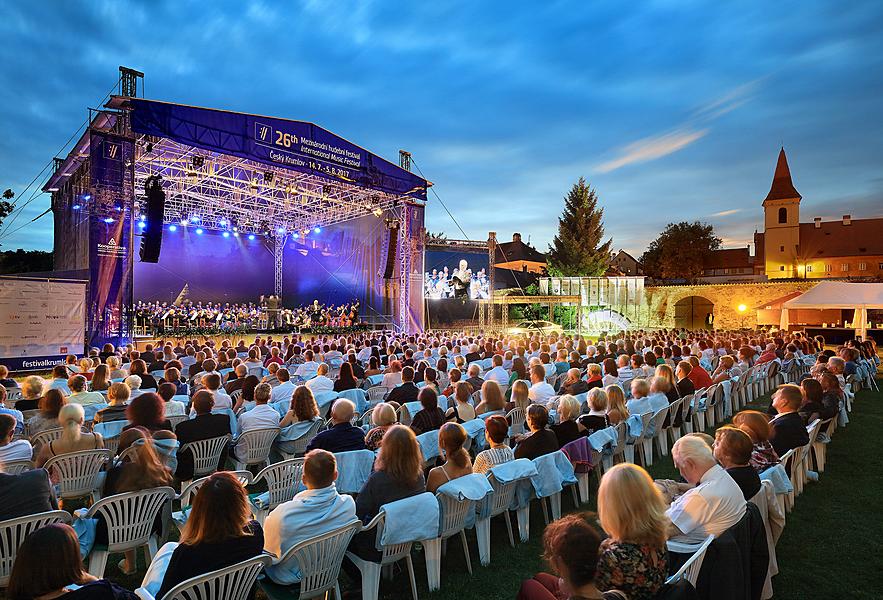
[595,129,708,173]
[691,78,764,121]
[711,209,741,217]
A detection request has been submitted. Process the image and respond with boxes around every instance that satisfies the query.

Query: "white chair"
[85,487,177,578]
[505,406,526,438]
[250,458,304,524]
[634,412,655,466]
[232,427,280,470]
[178,434,232,484]
[813,417,837,473]
[260,519,362,600]
[649,405,671,460]
[344,511,419,600]
[167,414,188,429]
[367,386,387,405]
[178,471,254,507]
[30,426,64,449]
[136,554,273,600]
[0,510,71,587]
[666,534,715,587]
[668,395,690,444]
[44,448,112,504]
[423,493,476,592]
[475,472,522,566]
[0,460,33,475]
[277,420,322,460]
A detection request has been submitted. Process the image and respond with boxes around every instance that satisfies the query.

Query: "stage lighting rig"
[191,155,205,169]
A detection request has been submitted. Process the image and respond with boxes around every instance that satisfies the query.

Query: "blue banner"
[129,99,428,200]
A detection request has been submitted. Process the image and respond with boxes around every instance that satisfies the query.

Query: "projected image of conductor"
[451,259,472,299]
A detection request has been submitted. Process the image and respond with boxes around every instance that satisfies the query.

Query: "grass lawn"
[12,382,881,599]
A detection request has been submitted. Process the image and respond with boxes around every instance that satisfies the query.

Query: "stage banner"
[0,278,86,371]
[88,130,134,348]
[129,99,428,201]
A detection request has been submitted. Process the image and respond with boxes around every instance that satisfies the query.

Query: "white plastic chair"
[813,417,837,473]
[475,472,522,566]
[167,414,188,430]
[178,434,232,484]
[250,458,304,524]
[423,493,476,592]
[367,386,387,405]
[0,460,33,475]
[136,554,273,600]
[178,471,254,507]
[233,427,280,470]
[85,487,177,578]
[344,511,419,600]
[505,406,526,438]
[0,510,71,586]
[666,534,714,587]
[277,419,322,460]
[260,519,362,600]
[30,426,64,449]
[668,395,690,444]
[44,448,112,504]
[634,412,655,466]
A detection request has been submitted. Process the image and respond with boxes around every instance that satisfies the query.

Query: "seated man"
[271,368,296,403]
[385,366,420,406]
[484,354,509,386]
[667,435,746,544]
[559,368,588,396]
[224,364,249,394]
[93,382,131,423]
[174,390,231,481]
[67,375,105,406]
[0,461,58,520]
[263,449,357,585]
[0,365,19,389]
[527,364,555,406]
[0,385,24,434]
[464,364,485,391]
[305,364,334,394]
[615,354,634,382]
[203,372,237,412]
[626,379,656,415]
[306,399,366,453]
[236,382,280,436]
[675,361,696,397]
[768,384,810,457]
[294,350,319,379]
[0,414,32,464]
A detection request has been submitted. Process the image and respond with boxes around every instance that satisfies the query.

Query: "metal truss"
[131,136,401,235]
[398,202,411,333]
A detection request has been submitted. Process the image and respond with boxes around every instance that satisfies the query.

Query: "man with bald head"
[305,399,366,453]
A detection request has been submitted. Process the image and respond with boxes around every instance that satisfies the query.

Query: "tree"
[547,178,612,276]
[640,221,722,281]
[0,249,53,274]
[0,189,14,233]
[425,230,447,244]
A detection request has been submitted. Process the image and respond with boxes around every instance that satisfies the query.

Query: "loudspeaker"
[379,221,399,279]
[139,176,165,263]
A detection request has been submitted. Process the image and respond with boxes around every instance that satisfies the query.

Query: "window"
[825,264,832,273]
[778,207,787,224]
[780,266,785,271]
[879,263,883,270]
[806,265,813,273]
[841,263,849,272]
[859,262,867,271]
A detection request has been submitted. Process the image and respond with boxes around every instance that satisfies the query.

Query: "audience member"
[713,426,762,500]
[364,402,396,450]
[306,399,366,453]
[174,391,231,480]
[386,366,420,405]
[514,404,559,460]
[446,381,477,423]
[94,382,131,423]
[67,374,105,406]
[732,410,780,473]
[427,422,473,492]
[528,364,556,406]
[123,392,174,435]
[410,387,446,435]
[473,414,515,474]
[36,404,104,467]
[0,414,31,463]
[768,384,810,456]
[551,395,584,448]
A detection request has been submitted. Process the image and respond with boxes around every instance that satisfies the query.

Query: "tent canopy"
[782,281,883,310]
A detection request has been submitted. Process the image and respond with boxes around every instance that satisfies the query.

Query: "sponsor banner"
[0,278,86,371]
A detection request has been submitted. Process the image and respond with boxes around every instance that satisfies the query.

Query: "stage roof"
[45,97,429,234]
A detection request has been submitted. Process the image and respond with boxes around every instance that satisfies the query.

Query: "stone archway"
[674,296,715,329]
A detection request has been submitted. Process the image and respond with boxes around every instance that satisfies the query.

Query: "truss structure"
[132,136,401,235]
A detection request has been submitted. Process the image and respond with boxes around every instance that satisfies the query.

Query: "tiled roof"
[799,218,883,258]
[702,247,752,269]
[763,147,801,203]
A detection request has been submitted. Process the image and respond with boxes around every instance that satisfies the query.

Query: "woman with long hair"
[475,379,505,415]
[427,422,472,492]
[364,355,382,377]
[508,356,528,388]
[445,381,477,423]
[153,472,264,599]
[7,523,137,600]
[602,358,619,387]
[654,364,680,402]
[90,363,110,392]
[732,410,780,472]
[333,362,359,392]
[605,385,629,426]
[409,387,446,435]
[123,392,174,434]
[596,464,669,599]
[506,379,531,415]
[280,385,320,427]
[35,403,103,467]
[26,388,65,435]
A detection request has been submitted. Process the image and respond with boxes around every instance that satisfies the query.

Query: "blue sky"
[1,1,882,257]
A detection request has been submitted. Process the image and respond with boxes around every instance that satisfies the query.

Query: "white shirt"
[626,396,654,416]
[271,380,296,403]
[163,400,186,416]
[382,372,403,389]
[305,376,334,394]
[68,391,106,406]
[356,347,372,362]
[238,403,282,433]
[616,366,634,381]
[667,464,746,544]
[0,439,33,463]
[528,381,556,405]
[295,361,319,378]
[211,389,233,410]
[484,366,510,386]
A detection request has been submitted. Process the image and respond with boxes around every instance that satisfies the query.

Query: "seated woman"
[475,379,505,415]
[514,404,560,461]
[26,388,65,435]
[604,384,629,426]
[505,379,531,415]
[517,513,626,600]
[333,362,359,392]
[149,472,264,599]
[102,428,174,575]
[472,414,515,474]
[711,355,739,384]
[7,523,138,600]
[441,367,462,398]
[579,388,609,434]
[596,464,669,599]
[445,382,477,423]
[364,402,396,451]
[90,364,111,392]
[427,422,473,493]
[14,375,45,411]
[364,356,382,378]
[122,392,175,435]
[94,382,131,424]
[162,366,188,397]
[816,372,843,421]
[107,355,128,380]
[551,395,584,448]
[409,388,446,435]
[732,410,780,473]
[601,358,619,388]
[349,425,426,560]
[279,385,321,427]
[157,382,187,416]
[713,426,761,501]
[36,403,104,467]
[585,363,604,390]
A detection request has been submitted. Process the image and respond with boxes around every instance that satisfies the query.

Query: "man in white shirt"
[202,373,236,412]
[263,449,357,585]
[305,364,334,394]
[271,368,297,403]
[626,379,655,415]
[238,383,281,433]
[666,436,746,544]
[484,355,509,386]
[67,375,106,406]
[0,413,33,463]
[356,344,372,363]
[615,354,634,381]
[295,350,319,379]
[527,364,556,406]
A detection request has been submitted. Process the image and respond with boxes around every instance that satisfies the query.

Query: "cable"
[409,158,470,241]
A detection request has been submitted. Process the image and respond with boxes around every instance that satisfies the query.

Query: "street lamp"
[737,304,747,329]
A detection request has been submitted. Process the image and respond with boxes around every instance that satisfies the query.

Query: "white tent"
[782,281,883,339]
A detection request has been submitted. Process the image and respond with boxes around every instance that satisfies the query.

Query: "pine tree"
[547,178,612,276]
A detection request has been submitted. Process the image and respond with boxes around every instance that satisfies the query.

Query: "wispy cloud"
[711,209,741,217]
[692,78,764,120]
[595,129,708,173]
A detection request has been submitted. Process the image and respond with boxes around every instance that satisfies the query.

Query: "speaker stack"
[139,175,165,263]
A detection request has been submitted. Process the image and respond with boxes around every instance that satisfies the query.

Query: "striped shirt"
[473,445,515,474]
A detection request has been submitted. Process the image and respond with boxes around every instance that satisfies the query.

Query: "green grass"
[7,383,881,599]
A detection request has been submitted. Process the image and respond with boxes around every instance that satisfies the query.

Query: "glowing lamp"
[737,304,747,313]
[169,224,178,232]
[195,228,204,235]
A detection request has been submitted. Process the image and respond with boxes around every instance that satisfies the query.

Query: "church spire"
[763,147,801,204]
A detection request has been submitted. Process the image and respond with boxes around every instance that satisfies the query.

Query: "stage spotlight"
[72,204,81,210]
[276,227,285,234]
[115,205,122,212]
[372,207,383,217]
[190,216,200,223]
[233,226,239,232]
[103,217,115,224]
[233,231,239,237]
[81,193,92,202]
[139,215,146,222]
[219,219,227,227]
[292,232,299,239]
[222,231,230,238]
[195,228,204,235]
[138,221,147,229]
[192,155,205,169]
[248,234,256,241]
[169,224,178,232]
[313,226,321,234]
[180,219,188,226]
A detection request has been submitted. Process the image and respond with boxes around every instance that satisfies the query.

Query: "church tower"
[762,148,801,278]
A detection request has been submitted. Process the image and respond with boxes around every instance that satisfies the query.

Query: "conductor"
[451,259,472,300]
